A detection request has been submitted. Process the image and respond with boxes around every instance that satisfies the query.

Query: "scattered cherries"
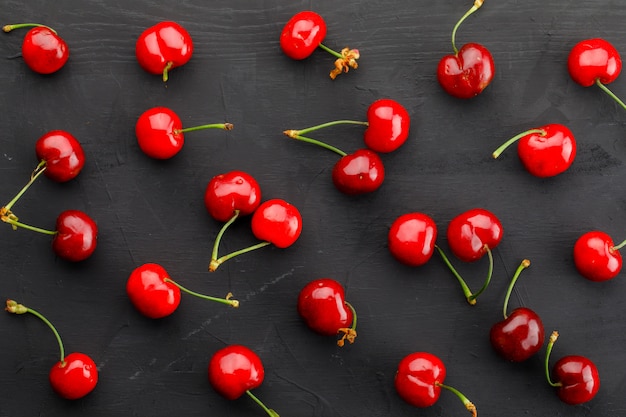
[208,344,279,416]
[492,124,577,178]
[297,278,357,346]
[395,352,477,416]
[135,21,193,82]
[568,38,626,111]
[126,263,238,319]
[3,23,69,74]
[280,10,360,79]
[437,0,495,99]
[6,299,98,400]
[573,230,625,282]
[135,106,233,159]
[388,212,438,267]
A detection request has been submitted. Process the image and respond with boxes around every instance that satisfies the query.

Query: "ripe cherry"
[395,352,477,416]
[209,198,302,272]
[126,263,238,319]
[6,299,98,400]
[573,231,625,282]
[297,278,357,346]
[436,208,503,304]
[204,171,262,223]
[545,331,600,405]
[363,99,411,153]
[35,130,85,182]
[280,10,360,80]
[490,259,545,362]
[135,106,233,159]
[135,21,193,82]
[208,344,279,416]
[388,212,438,267]
[437,0,494,99]
[568,38,626,111]
[3,23,69,74]
[492,124,577,178]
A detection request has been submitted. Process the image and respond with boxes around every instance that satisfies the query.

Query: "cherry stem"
[163,278,239,307]
[3,23,57,34]
[595,79,626,111]
[544,330,562,388]
[245,390,280,417]
[492,129,545,159]
[435,244,493,305]
[612,238,626,251]
[3,160,47,212]
[284,131,347,157]
[6,300,66,365]
[451,0,484,54]
[317,43,343,59]
[175,123,234,134]
[501,259,531,320]
[162,61,173,82]
[287,120,368,136]
[435,381,477,417]
[1,216,58,235]
[337,301,358,347]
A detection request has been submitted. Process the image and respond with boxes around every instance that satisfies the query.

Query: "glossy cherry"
[363,99,411,153]
[490,259,545,362]
[204,171,262,223]
[395,352,476,416]
[297,278,357,346]
[208,344,279,416]
[127,263,238,319]
[573,231,624,282]
[437,0,494,99]
[35,130,85,182]
[135,106,233,159]
[51,210,98,262]
[135,21,193,82]
[545,331,600,405]
[280,10,359,79]
[6,299,98,400]
[388,212,437,267]
[436,208,503,304]
[209,198,302,272]
[492,124,576,178]
[3,23,69,74]
[568,38,626,111]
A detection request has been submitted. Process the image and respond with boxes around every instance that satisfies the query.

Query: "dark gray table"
[1,1,625,416]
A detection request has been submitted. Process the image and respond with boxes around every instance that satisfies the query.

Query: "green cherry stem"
[544,330,562,388]
[3,23,57,34]
[317,43,344,60]
[174,122,234,134]
[435,244,494,305]
[501,259,531,319]
[435,381,477,417]
[284,131,347,156]
[163,278,239,308]
[6,299,66,365]
[595,79,626,111]
[337,301,358,347]
[2,160,46,213]
[612,238,626,251]
[245,390,280,417]
[492,129,545,159]
[451,0,484,54]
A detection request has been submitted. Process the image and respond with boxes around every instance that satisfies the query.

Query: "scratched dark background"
[1,0,626,416]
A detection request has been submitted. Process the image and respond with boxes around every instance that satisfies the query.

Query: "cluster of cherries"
[3,2,625,415]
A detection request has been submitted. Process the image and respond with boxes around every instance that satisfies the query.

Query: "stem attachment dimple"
[612,238,626,251]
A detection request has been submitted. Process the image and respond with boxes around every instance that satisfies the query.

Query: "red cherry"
[332,149,385,195]
[204,171,262,223]
[135,21,193,82]
[395,352,476,416]
[52,210,98,262]
[297,278,357,346]
[3,23,69,74]
[6,300,98,400]
[49,352,99,400]
[363,99,411,153]
[135,106,232,159]
[251,199,303,248]
[208,345,278,416]
[388,212,438,267]
[127,263,237,319]
[447,208,503,263]
[568,38,626,111]
[545,331,600,405]
[280,10,360,79]
[35,130,85,182]
[437,42,495,99]
[573,231,623,282]
[492,124,576,178]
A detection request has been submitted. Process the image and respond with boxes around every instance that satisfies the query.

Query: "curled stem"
[501,259,531,319]
[451,0,485,54]
[163,278,239,308]
[435,244,494,305]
